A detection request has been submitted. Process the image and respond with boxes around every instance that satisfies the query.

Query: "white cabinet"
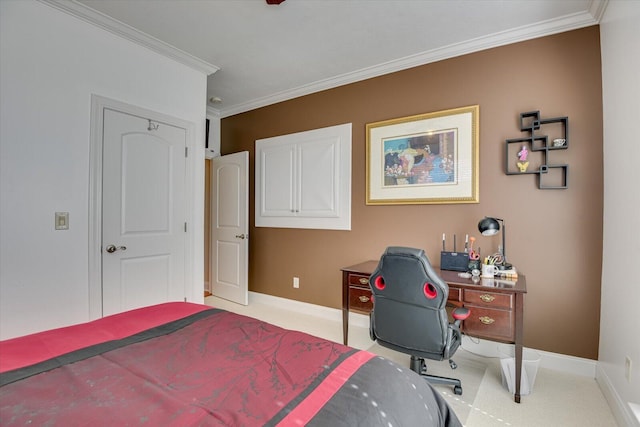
[255,123,351,230]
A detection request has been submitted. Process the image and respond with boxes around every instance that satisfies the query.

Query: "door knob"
[235,234,246,239]
[105,244,127,253]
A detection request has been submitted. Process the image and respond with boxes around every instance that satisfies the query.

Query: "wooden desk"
[341,260,527,403]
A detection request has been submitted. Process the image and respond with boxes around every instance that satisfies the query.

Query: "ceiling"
[55,0,606,117]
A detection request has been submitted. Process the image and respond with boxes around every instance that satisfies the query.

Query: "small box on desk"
[440,251,470,272]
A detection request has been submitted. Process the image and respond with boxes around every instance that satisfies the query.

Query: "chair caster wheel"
[454,385,463,395]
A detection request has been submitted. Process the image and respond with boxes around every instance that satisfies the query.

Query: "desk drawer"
[463,290,512,309]
[349,287,373,313]
[448,287,462,303]
[463,307,514,341]
[348,273,371,288]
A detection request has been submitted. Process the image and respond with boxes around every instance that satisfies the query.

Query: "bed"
[0,302,461,426]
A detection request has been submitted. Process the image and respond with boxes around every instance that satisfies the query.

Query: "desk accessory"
[467,237,481,271]
[478,217,513,269]
[440,233,470,271]
[495,267,518,280]
[468,258,481,271]
[481,264,499,278]
[440,251,470,271]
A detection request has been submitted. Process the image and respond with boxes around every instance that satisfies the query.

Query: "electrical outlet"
[293,277,300,289]
[625,356,632,382]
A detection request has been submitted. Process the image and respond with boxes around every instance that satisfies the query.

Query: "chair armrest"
[452,307,470,320]
[452,307,470,327]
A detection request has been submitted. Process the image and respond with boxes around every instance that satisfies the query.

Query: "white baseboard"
[460,335,597,377]
[536,348,597,377]
[249,291,596,375]
[596,364,640,427]
[249,291,370,328]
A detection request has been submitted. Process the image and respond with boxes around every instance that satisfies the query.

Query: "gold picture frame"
[366,105,479,205]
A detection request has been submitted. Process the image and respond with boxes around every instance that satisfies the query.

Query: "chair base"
[410,355,463,395]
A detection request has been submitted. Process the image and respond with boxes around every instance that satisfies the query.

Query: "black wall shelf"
[505,110,569,189]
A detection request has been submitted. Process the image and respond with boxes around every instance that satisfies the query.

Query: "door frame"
[88,95,196,320]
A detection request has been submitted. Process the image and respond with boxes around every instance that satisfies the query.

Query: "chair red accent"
[423,282,437,299]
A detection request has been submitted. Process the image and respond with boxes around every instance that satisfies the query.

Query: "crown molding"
[589,0,609,22]
[220,2,606,117]
[36,0,606,117]
[39,0,220,76]
[206,106,222,117]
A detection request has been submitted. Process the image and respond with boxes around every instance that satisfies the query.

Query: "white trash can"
[498,344,540,395]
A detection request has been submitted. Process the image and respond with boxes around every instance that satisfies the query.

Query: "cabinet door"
[255,123,351,230]
[298,138,339,217]
[257,142,296,218]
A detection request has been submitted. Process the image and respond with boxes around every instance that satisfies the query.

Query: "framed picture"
[366,105,479,205]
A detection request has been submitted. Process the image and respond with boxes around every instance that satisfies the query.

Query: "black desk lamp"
[478,217,511,268]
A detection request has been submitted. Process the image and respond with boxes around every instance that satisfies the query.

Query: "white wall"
[599,0,640,425]
[206,110,222,158]
[0,1,207,339]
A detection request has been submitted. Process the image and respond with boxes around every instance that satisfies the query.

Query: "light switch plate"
[55,212,69,230]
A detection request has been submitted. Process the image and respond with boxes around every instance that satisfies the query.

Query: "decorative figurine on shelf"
[517,145,529,172]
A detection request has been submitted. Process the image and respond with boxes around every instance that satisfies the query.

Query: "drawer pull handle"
[480,294,496,303]
[359,278,369,285]
[479,316,495,325]
[358,295,370,303]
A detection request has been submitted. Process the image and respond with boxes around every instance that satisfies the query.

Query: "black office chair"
[369,246,470,395]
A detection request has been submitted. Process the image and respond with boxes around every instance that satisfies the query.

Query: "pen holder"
[440,251,470,272]
[468,259,480,272]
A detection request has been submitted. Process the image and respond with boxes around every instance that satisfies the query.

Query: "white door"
[102,108,187,316]
[211,152,248,305]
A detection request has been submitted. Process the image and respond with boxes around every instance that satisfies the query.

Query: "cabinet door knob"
[480,294,495,303]
[479,316,495,325]
[358,278,369,285]
[358,295,370,303]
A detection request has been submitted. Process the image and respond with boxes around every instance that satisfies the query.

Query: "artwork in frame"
[366,105,479,205]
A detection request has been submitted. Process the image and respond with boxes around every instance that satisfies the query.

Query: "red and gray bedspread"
[0,302,460,426]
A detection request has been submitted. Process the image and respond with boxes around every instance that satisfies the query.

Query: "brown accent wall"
[219,27,603,359]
